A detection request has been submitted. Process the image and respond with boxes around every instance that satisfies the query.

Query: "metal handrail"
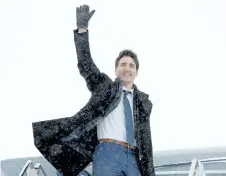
[19,160,47,176]
[19,160,33,176]
[155,170,226,175]
[155,157,226,168]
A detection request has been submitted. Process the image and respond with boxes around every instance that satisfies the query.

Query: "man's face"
[115,56,138,85]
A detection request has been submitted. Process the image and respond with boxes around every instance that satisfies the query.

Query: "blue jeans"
[92,142,141,176]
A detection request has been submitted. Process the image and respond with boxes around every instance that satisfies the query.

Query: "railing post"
[188,158,206,176]
[19,160,47,176]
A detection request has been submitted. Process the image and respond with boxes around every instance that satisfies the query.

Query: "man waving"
[33,4,155,176]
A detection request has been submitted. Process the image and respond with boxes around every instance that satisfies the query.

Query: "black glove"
[76,5,95,29]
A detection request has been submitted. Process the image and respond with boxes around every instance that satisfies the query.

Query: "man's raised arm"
[74,5,110,92]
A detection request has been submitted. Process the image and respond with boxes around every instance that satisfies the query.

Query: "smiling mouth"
[123,73,131,76]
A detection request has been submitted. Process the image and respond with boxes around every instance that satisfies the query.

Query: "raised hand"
[76,5,95,29]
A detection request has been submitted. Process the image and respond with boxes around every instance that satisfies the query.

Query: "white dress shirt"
[97,86,134,143]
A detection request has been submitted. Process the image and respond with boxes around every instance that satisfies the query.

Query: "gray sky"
[0,0,226,161]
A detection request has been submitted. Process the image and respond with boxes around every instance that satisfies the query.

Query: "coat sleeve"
[74,29,111,92]
[140,99,156,176]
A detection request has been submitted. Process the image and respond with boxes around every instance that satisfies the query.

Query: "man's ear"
[115,68,118,76]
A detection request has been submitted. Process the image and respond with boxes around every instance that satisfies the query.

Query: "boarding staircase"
[18,157,226,176]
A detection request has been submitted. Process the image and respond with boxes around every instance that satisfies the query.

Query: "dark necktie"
[123,90,135,145]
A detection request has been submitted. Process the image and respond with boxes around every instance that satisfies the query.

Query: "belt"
[99,138,137,151]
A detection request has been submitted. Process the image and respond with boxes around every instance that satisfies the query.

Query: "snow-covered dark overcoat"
[32,29,155,176]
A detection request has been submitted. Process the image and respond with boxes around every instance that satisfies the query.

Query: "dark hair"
[115,49,139,70]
